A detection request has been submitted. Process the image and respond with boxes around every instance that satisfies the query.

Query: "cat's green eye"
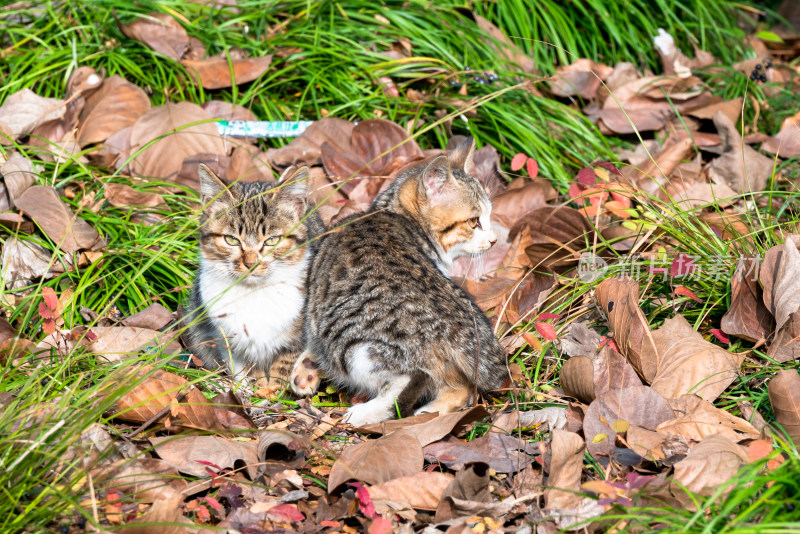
[468,217,482,230]
[223,235,240,246]
[264,236,281,247]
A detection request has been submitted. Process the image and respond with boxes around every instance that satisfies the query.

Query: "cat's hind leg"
[290,351,322,397]
[413,383,472,416]
[344,374,412,427]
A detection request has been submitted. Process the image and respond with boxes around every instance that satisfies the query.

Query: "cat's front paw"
[343,401,392,427]
[290,355,321,397]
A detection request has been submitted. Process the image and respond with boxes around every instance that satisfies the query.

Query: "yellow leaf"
[594,167,611,182]
[592,433,608,443]
[612,419,630,433]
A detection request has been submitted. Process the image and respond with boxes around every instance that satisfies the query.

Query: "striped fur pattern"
[295,138,509,425]
[186,164,324,389]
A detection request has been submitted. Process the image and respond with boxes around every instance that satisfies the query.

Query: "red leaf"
[526,157,539,178]
[42,287,58,311]
[510,153,527,171]
[321,521,341,528]
[195,504,210,523]
[266,504,304,523]
[348,481,377,519]
[568,182,584,201]
[576,167,597,185]
[674,285,702,303]
[42,319,56,335]
[670,254,696,278]
[535,322,557,341]
[204,497,223,511]
[710,328,730,344]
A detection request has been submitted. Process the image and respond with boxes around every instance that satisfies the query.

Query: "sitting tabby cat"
[291,138,509,426]
[186,164,323,390]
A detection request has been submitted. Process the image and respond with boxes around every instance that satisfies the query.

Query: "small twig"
[125,390,189,438]
[88,472,99,530]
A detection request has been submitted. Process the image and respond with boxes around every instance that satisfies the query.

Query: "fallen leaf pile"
[1,3,800,533]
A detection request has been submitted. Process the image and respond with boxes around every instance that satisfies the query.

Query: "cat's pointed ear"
[421,155,455,208]
[277,165,309,216]
[448,137,476,176]
[198,164,233,206]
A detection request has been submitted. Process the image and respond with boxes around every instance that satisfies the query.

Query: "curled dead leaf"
[181,55,274,90]
[768,369,800,446]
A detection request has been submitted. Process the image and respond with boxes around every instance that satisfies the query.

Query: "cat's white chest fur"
[199,258,307,376]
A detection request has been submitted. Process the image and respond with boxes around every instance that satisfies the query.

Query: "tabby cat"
[291,138,509,426]
[186,164,323,390]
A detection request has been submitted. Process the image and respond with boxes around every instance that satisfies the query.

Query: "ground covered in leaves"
[2,1,800,533]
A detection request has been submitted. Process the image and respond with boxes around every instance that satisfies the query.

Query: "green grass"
[1,0,799,532]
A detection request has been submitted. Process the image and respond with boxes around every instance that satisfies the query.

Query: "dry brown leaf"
[768,238,800,332]
[650,315,744,402]
[77,75,151,147]
[473,15,536,73]
[721,256,771,342]
[123,493,198,534]
[707,111,774,194]
[657,395,759,443]
[512,206,594,270]
[549,58,613,100]
[89,326,175,362]
[623,136,694,195]
[686,97,743,125]
[1,152,39,207]
[111,366,224,432]
[584,386,674,460]
[593,346,643,397]
[267,117,355,168]
[123,303,175,330]
[456,273,523,313]
[759,234,800,314]
[768,369,800,446]
[470,143,507,198]
[202,100,258,122]
[369,472,454,511]
[256,429,310,476]
[761,110,800,158]
[181,55,273,90]
[491,178,556,230]
[104,183,165,208]
[434,462,494,522]
[0,88,65,139]
[559,322,601,357]
[423,433,536,473]
[379,406,490,447]
[15,186,102,253]
[327,428,423,492]
[671,434,748,496]
[492,407,567,434]
[120,13,189,61]
[92,458,188,502]
[544,430,592,514]
[594,276,659,382]
[150,434,259,479]
[597,75,712,134]
[321,119,424,189]
[128,102,225,181]
[560,356,595,404]
[1,238,55,290]
[626,425,667,460]
[767,313,800,363]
